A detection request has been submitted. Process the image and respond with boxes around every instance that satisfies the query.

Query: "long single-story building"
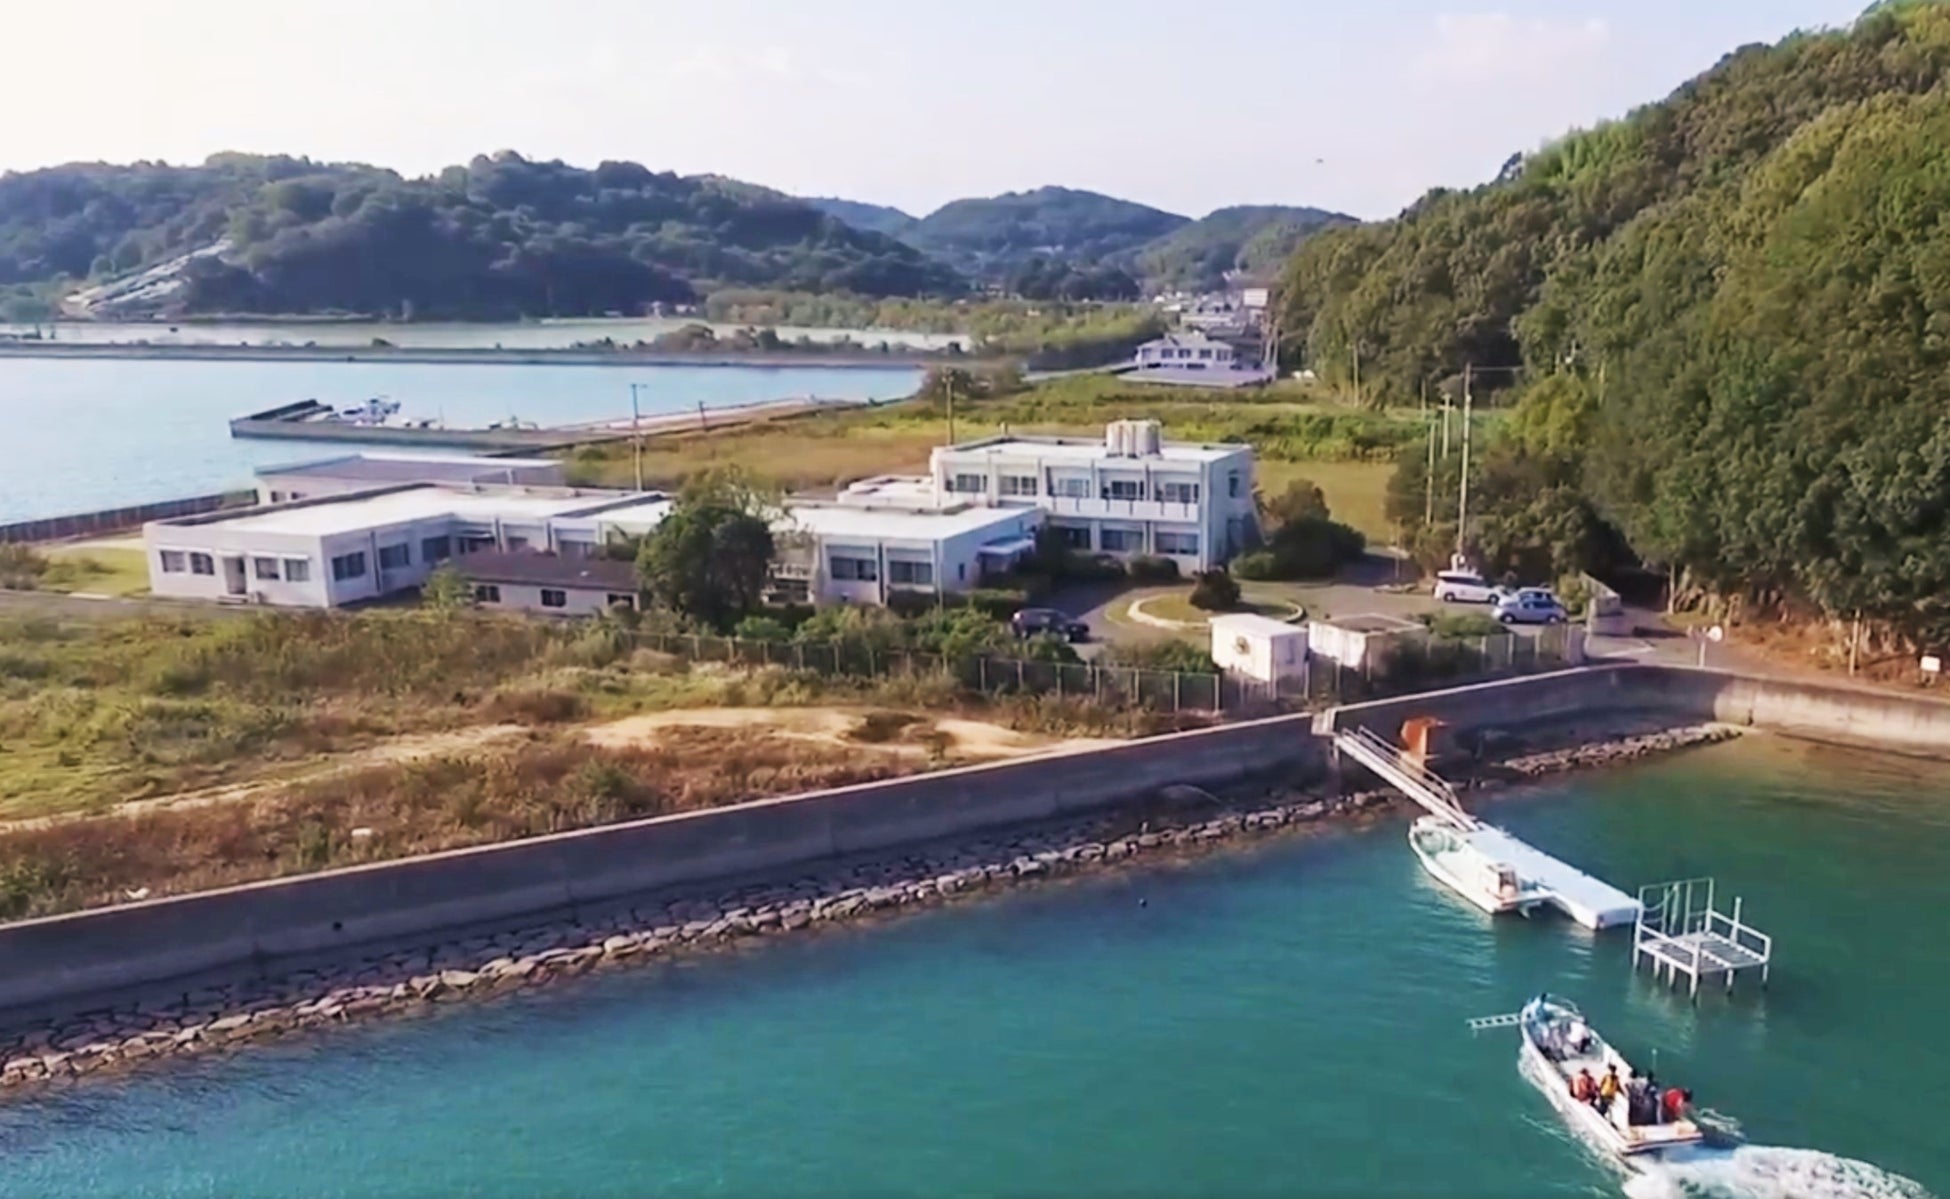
[253,451,565,505]
[453,550,641,616]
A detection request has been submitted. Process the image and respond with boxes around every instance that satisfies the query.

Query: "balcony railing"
[1044,496,1201,522]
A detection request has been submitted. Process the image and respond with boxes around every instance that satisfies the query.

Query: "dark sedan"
[1010,607,1089,642]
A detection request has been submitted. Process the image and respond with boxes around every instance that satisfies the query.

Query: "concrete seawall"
[0,715,1318,1015]
[7,663,1950,1018]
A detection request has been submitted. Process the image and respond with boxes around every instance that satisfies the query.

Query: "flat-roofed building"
[924,420,1256,572]
[253,452,565,504]
[453,550,642,617]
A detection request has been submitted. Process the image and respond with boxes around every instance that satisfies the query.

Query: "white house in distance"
[253,451,565,505]
[1129,331,1275,389]
[919,420,1257,572]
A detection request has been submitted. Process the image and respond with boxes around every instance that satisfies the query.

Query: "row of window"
[1142,347,1225,361]
[945,474,1202,503]
[828,556,935,586]
[159,550,318,582]
[472,584,636,610]
[1047,526,1200,556]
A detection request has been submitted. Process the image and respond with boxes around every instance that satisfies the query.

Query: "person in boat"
[1597,1064,1621,1114]
[1662,1086,1693,1124]
[1632,1073,1658,1125]
[1565,1018,1593,1056]
[1571,1067,1597,1105]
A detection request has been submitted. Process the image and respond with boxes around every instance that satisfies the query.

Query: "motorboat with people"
[1516,994,1707,1162]
[1408,816,1551,916]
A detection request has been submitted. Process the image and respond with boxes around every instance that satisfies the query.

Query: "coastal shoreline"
[0,343,954,369]
[0,720,1738,1098]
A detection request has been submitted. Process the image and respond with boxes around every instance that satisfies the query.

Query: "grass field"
[1258,459,1397,543]
[38,546,151,597]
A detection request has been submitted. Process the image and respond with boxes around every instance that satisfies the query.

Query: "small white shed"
[1210,613,1309,684]
[1307,613,1425,673]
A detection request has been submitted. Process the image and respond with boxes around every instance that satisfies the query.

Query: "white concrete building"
[923,421,1256,572]
[775,503,1042,605]
[144,485,662,608]
[253,452,564,505]
[1134,330,1239,370]
[144,482,1039,610]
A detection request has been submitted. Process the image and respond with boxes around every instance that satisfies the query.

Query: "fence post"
[979,657,987,691]
[1173,671,1181,712]
[1016,660,1025,691]
[690,634,701,660]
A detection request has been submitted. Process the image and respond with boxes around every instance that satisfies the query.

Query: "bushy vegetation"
[0,152,961,318]
[1281,6,1950,643]
[1134,204,1353,292]
[1100,639,1220,675]
[1233,479,1368,580]
[901,186,1187,282]
[1188,570,1243,611]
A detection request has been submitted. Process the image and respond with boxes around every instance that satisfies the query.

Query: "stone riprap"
[0,721,1737,1096]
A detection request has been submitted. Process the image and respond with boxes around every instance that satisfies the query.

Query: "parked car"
[1011,607,1089,642]
[1433,570,1498,604]
[1494,588,1569,625]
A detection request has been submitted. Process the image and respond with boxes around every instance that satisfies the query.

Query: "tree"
[1189,569,1242,611]
[636,472,777,629]
[421,565,473,612]
[1257,478,1331,528]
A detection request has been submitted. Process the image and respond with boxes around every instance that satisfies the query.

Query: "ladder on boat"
[1633,878,1773,999]
[1331,727,1479,829]
[1466,1012,1523,1033]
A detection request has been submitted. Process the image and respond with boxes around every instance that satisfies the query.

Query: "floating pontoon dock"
[1334,727,1642,930]
[1633,878,1772,998]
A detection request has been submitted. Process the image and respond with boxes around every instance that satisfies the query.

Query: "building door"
[221,556,247,596]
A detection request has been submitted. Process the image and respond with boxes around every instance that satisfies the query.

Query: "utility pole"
[1456,364,1473,560]
[628,383,644,492]
[945,373,956,447]
[1423,380,1436,528]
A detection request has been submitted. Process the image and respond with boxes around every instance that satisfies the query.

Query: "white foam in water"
[1623,1146,1934,1199]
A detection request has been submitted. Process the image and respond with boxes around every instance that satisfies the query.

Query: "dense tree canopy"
[1134,205,1353,292]
[901,186,1188,283]
[1311,4,1950,643]
[0,152,963,319]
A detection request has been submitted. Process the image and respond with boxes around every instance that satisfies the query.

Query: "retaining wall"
[0,715,1318,1015]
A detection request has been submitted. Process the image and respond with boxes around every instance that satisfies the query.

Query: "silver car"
[1494,589,1569,625]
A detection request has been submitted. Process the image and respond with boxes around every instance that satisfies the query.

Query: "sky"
[5,0,1868,221]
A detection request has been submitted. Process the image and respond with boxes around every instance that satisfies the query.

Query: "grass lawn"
[38,546,151,597]
[1134,593,1302,626]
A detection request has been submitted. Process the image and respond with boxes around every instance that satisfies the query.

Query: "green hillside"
[0,152,962,321]
[902,186,1189,282]
[1276,3,1950,643]
[1135,204,1353,291]
[802,197,916,238]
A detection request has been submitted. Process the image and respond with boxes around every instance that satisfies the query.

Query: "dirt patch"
[584,706,1122,760]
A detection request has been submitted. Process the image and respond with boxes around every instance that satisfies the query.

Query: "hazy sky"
[8,0,1865,220]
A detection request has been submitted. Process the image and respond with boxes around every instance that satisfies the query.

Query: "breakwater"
[0,489,254,545]
[0,721,1733,1094]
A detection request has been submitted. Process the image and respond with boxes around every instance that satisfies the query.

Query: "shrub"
[1231,551,1278,581]
[1427,611,1504,640]
[884,589,940,619]
[1019,633,1081,664]
[1103,639,1219,674]
[482,688,588,725]
[733,615,792,642]
[1189,569,1242,611]
[964,587,1032,621]
[0,545,48,591]
[1126,555,1181,584]
[1246,517,1368,580]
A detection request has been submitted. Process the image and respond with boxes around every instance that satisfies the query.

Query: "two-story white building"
[1130,331,1275,389]
[923,421,1256,572]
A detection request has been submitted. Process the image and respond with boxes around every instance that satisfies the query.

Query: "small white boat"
[1408,816,1549,916]
[1515,995,1706,1162]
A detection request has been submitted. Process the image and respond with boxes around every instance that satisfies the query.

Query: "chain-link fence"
[626,622,1586,717]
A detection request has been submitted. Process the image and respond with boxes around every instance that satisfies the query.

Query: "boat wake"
[1622,1146,1934,1199]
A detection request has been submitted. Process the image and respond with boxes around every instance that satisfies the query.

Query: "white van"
[1434,569,1497,604]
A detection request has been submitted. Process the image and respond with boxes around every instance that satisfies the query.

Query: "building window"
[958,563,966,581]
[1053,525,1091,550]
[1100,528,1141,553]
[1054,477,1090,498]
[560,540,595,559]
[474,584,501,604]
[458,535,495,555]
[284,558,311,583]
[950,473,984,495]
[377,544,410,570]
[421,536,452,564]
[1197,349,1213,360]
[1155,531,1200,555]
[190,552,215,576]
[330,551,368,582]
[252,557,281,581]
[829,555,878,581]
[606,593,638,610]
[1157,480,1200,504]
[1228,471,1241,498]
[1106,479,1143,501]
[159,550,187,574]
[540,588,568,609]
[998,474,1038,497]
[888,560,934,586]
[506,536,530,552]
[268,491,284,503]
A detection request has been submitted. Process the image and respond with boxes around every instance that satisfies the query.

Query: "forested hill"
[0,152,962,320]
[900,186,1190,282]
[1281,3,1950,645]
[1134,205,1354,291]
[801,197,916,238]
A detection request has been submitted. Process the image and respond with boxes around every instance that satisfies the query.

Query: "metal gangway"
[1332,726,1478,830]
[1633,878,1773,999]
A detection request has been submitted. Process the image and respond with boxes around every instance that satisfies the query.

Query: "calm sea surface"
[0,358,922,522]
[0,738,1940,1198]
[0,318,962,351]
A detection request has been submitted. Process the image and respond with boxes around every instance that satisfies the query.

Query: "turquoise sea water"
[0,358,922,522]
[0,737,1942,1198]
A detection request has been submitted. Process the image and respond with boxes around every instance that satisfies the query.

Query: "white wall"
[1212,626,1307,683]
[472,582,634,617]
[145,524,332,607]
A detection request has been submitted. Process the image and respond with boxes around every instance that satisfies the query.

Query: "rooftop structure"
[252,451,564,504]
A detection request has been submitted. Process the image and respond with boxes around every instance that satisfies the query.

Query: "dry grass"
[0,726,916,919]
